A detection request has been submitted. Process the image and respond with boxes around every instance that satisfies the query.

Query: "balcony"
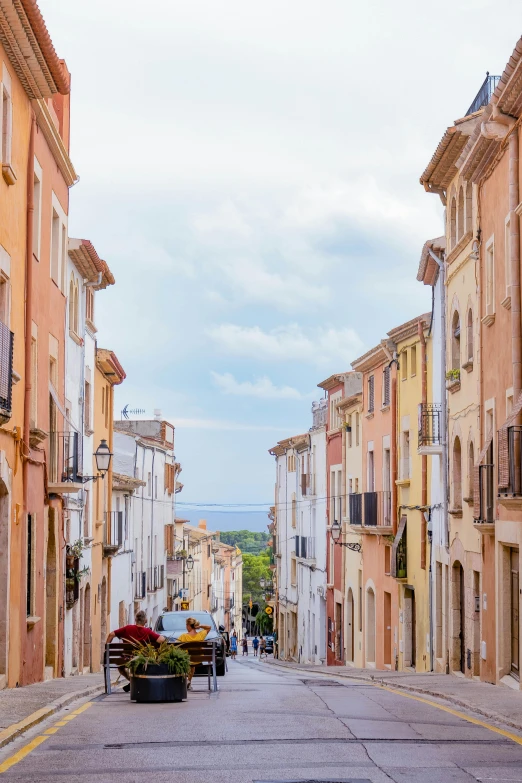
[135,570,146,600]
[498,426,522,509]
[474,463,495,531]
[348,491,392,532]
[103,511,123,556]
[0,321,13,423]
[295,534,315,560]
[465,73,500,117]
[48,431,83,493]
[147,565,165,592]
[418,403,443,455]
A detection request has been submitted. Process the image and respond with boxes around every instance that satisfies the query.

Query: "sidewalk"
[266,658,522,732]
[0,673,107,748]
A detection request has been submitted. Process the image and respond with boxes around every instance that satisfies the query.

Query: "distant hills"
[219,530,269,555]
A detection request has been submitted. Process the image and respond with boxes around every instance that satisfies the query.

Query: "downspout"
[418,319,432,670]
[509,131,521,399]
[391,371,398,535]
[23,114,36,512]
[428,247,448,550]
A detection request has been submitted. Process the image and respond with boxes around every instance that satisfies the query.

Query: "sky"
[40,0,521,531]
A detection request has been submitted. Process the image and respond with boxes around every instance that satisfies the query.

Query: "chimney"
[198,519,207,530]
[154,408,162,420]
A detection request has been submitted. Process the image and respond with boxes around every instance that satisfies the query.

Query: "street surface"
[1,657,522,782]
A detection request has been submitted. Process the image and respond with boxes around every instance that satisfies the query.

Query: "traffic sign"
[180,601,189,610]
[265,606,273,615]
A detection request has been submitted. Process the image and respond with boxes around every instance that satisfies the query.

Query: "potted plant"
[128,642,191,703]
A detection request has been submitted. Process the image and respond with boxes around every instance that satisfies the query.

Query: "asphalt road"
[1,656,522,782]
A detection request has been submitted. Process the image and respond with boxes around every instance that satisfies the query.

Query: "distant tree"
[220,530,269,555]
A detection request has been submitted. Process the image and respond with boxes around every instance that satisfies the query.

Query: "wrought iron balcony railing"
[418,403,442,447]
[474,464,495,525]
[0,320,13,422]
[103,511,123,555]
[466,73,500,116]
[498,426,522,498]
[347,491,391,527]
[48,431,82,484]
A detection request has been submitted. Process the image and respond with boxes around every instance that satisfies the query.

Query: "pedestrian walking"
[252,635,259,657]
[230,632,238,659]
[178,617,212,690]
[242,637,248,656]
[259,635,267,659]
[106,610,166,692]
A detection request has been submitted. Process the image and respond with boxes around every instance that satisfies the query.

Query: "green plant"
[177,549,188,559]
[67,539,84,559]
[446,368,460,382]
[127,641,191,676]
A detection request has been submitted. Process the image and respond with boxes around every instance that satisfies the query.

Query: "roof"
[337,392,363,412]
[417,236,445,286]
[268,433,309,456]
[420,115,479,195]
[0,0,70,98]
[112,472,145,492]
[68,239,115,290]
[387,313,431,343]
[492,36,522,117]
[351,341,391,374]
[96,349,126,385]
[317,372,350,391]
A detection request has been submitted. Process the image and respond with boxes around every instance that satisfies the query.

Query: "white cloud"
[207,323,365,367]
[211,371,308,400]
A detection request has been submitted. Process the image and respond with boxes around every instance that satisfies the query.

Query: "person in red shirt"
[106,610,166,692]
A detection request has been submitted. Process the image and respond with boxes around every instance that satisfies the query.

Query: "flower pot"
[130,663,187,703]
[397,569,406,579]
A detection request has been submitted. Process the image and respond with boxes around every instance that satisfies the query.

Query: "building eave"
[387,313,431,343]
[419,115,479,194]
[492,36,522,117]
[337,392,362,412]
[317,372,350,391]
[96,348,126,385]
[33,98,77,187]
[112,472,146,491]
[417,236,445,285]
[69,239,115,289]
[351,342,390,374]
[0,0,70,99]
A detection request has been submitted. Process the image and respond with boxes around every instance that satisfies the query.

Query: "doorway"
[452,561,465,673]
[403,588,416,668]
[384,591,392,666]
[366,588,376,664]
[347,589,354,663]
[100,577,107,665]
[0,478,9,678]
[511,549,519,678]
[45,510,57,676]
[335,602,342,661]
[83,584,91,672]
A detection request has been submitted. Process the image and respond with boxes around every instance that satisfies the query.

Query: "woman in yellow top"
[178,617,211,689]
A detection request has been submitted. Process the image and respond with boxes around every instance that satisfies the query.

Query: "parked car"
[264,635,274,654]
[155,610,227,676]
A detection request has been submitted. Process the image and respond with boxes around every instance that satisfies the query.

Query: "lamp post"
[331,519,361,553]
[81,439,113,483]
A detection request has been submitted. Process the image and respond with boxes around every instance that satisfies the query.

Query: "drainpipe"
[509,132,521,400]
[391,371,398,535]
[418,319,432,670]
[23,114,36,513]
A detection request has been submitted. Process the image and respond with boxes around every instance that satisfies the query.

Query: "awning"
[49,382,79,433]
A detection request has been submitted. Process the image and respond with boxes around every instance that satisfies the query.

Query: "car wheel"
[216,660,226,676]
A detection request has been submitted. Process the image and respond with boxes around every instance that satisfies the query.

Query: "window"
[355,412,360,446]
[0,273,10,327]
[329,538,334,584]
[287,454,296,472]
[83,489,90,538]
[485,238,495,318]
[291,556,297,586]
[347,414,352,447]
[348,478,353,494]
[104,385,110,429]
[401,350,408,381]
[384,546,391,575]
[505,216,511,304]
[457,185,464,242]
[155,475,158,499]
[84,380,91,433]
[330,392,342,429]
[86,287,94,324]
[410,345,417,377]
[450,194,456,248]
[330,470,336,523]
[51,208,60,286]
[368,449,375,491]
[507,389,514,418]
[467,309,473,362]
[30,334,37,428]
[33,166,42,259]
[26,514,35,616]
[49,355,57,388]
[401,430,410,480]
[354,478,359,493]
[382,366,390,407]
[291,493,296,528]
[452,311,460,370]
[467,441,474,500]
[465,182,472,233]
[1,70,12,168]
[368,375,375,413]
[452,437,462,510]
[61,224,67,294]
[147,472,152,496]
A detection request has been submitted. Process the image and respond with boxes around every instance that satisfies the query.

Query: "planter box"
[130,663,188,703]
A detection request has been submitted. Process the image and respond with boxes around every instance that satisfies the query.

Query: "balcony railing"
[418,403,442,447]
[348,491,391,527]
[499,426,522,497]
[295,535,315,560]
[475,464,495,525]
[0,321,13,421]
[103,511,123,555]
[466,73,500,117]
[48,431,82,484]
[135,570,146,599]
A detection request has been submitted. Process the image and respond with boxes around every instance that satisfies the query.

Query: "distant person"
[230,632,238,659]
[242,637,248,656]
[106,610,166,692]
[252,635,259,657]
[177,617,212,690]
[259,635,267,659]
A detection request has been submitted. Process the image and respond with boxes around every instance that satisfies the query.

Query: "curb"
[0,680,111,750]
[265,659,522,734]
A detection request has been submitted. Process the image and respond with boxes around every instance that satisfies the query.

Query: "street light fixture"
[81,439,113,483]
[331,519,362,553]
[186,554,194,572]
[259,578,266,589]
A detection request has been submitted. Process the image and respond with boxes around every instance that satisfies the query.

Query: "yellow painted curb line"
[0,708,53,748]
[0,702,93,774]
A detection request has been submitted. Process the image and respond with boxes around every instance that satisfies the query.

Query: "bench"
[103,639,220,695]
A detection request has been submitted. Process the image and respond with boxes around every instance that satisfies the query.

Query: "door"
[384,591,391,666]
[460,565,465,674]
[347,589,354,663]
[335,602,342,661]
[512,549,519,677]
[411,589,416,669]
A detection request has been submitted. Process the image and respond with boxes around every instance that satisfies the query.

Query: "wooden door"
[512,549,519,677]
[384,591,391,666]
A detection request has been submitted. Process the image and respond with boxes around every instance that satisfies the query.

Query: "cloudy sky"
[42,0,520,530]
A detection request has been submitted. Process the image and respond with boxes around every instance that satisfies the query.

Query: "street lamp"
[94,439,112,477]
[186,554,194,572]
[331,519,362,553]
[260,578,266,589]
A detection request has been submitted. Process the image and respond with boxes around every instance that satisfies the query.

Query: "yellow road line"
[377,684,522,745]
[0,736,48,774]
[0,702,93,775]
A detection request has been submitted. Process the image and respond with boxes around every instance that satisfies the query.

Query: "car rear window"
[157,612,216,633]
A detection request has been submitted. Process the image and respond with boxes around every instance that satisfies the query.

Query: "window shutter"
[473,466,481,519]
[498,428,509,489]
[295,534,300,557]
[368,376,375,412]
